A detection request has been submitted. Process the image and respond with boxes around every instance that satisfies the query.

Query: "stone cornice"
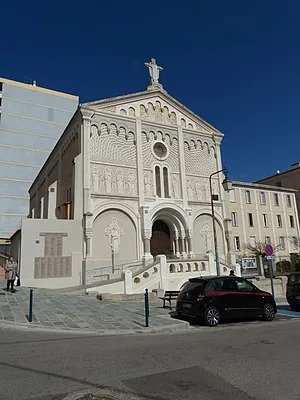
[81,89,224,136]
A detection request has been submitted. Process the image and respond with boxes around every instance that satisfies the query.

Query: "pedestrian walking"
[5,256,18,293]
[229,270,235,277]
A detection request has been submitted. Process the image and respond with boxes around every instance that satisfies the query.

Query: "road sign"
[265,244,274,257]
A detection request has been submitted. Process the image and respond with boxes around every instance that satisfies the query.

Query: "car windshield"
[181,280,208,294]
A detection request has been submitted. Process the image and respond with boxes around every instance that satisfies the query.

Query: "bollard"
[144,288,149,327]
[28,289,33,323]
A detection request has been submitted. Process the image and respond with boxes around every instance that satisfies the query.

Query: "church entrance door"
[150,220,171,257]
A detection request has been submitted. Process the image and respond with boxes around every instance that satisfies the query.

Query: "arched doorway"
[150,220,171,257]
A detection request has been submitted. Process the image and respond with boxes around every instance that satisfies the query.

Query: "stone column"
[142,229,153,265]
[187,236,194,259]
[179,237,187,258]
[174,236,180,258]
[177,125,188,207]
[85,229,93,258]
[135,118,144,207]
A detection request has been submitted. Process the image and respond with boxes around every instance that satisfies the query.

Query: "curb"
[0,318,190,336]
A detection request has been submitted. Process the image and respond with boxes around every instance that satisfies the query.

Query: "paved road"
[1,318,300,400]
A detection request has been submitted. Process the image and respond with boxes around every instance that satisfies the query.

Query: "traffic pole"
[269,258,275,298]
[144,289,149,327]
[28,289,33,322]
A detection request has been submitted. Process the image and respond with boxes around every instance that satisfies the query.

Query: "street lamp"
[209,168,233,276]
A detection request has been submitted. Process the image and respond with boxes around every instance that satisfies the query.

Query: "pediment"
[82,89,222,136]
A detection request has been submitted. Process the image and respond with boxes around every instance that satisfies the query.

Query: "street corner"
[62,387,149,400]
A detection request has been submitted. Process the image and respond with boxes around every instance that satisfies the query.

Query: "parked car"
[176,276,277,326]
[286,272,300,311]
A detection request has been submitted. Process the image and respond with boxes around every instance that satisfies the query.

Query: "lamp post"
[209,168,233,276]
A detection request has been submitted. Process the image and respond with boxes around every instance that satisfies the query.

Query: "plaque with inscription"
[34,232,72,279]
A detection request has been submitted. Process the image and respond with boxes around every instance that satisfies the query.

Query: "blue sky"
[2,0,300,181]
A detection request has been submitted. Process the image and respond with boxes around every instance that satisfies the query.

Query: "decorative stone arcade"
[142,204,194,262]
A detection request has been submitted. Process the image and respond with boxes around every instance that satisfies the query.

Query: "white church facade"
[17,60,299,292]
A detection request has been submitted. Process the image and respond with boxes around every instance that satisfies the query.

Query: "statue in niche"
[162,106,169,124]
[170,112,177,125]
[200,223,213,253]
[140,104,148,119]
[127,170,136,195]
[144,171,152,196]
[91,168,99,192]
[105,218,124,254]
[194,178,202,201]
[104,167,112,194]
[202,181,209,201]
[172,175,180,198]
[186,177,194,200]
[116,169,124,194]
[155,101,163,123]
[148,103,155,121]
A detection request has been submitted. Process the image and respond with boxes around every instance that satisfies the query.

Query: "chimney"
[291,162,300,169]
[31,80,37,86]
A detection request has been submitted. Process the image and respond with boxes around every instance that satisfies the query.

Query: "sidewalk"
[0,287,189,335]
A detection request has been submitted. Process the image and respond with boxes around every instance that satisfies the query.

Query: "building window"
[248,213,254,227]
[249,236,256,248]
[290,215,295,228]
[277,215,282,228]
[155,166,161,197]
[265,236,271,244]
[231,212,238,227]
[0,82,2,91]
[234,236,240,251]
[279,236,285,250]
[274,193,279,206]
[163,167,169,197]
[245,190,251,204]
[0,98,2,107]
[293,237,298,250]
[229,189,235,202]
[287,195,292,208]
[262,214,268,227]
[260,191,266,205]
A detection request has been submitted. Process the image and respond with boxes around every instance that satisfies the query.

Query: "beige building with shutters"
[227,181,300,262]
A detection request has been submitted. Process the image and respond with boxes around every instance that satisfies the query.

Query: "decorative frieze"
[91,164,137,196]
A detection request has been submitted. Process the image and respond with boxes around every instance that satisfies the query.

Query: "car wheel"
[204,306,220,327]
[261,303,276,321]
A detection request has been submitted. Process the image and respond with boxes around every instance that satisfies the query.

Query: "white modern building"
[0,77,78,240]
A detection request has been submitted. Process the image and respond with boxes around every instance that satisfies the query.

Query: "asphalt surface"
[1,316,300,400]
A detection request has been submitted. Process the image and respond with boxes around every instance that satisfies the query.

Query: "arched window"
[163,167,169,197]
[155,166,161,197]
[154,165,170,198]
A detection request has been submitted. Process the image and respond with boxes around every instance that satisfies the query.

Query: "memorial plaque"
[61,257,67,277]
[66,257,72,277]
[34,257,42,279]
[54,257,61,277]
[48,257,55,278]
[35,232,72,279]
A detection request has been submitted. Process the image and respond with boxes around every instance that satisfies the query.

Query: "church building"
[17,59,299,291]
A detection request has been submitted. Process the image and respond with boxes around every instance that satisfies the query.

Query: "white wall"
[20,218,83,288]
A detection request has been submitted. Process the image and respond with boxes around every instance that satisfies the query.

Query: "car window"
[212,279,238,291]
[235,278,255,292]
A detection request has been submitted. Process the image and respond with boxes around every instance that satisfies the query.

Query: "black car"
[286,272,300,311]
[176,276,277,326]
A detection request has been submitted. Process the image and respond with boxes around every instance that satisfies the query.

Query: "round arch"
[93,201,138,229]
[149,202,189,231]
